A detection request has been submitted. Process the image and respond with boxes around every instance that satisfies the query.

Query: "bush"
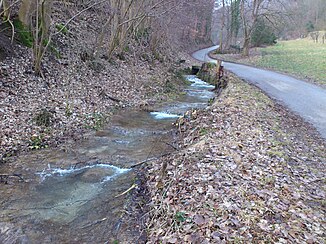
[34,109,54,127]
[251,18,277,47]
[306,21,315,33]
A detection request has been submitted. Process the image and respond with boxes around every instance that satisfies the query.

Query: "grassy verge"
[212,39,326,86]
[254,39,326,85]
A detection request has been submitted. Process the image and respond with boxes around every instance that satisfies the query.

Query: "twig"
[0,174,25,183]
[0,0,20,16]
[81,217,108,229]
[115,183,137,198]
[6,18,14,43]
[130,153,171,168]
[164,142,179,151]
[107,95,121,103]
[12,173,25,181]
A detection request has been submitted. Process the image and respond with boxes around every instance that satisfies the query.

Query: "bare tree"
[218,0,226,52]
[239,0,288,56]
[1,0,215,75]
[93,0,214,59]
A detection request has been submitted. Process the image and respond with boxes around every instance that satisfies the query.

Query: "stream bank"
[146,73,326,243]
[0,69,218,242]
[1,2,209,164]
[0,50,192,164]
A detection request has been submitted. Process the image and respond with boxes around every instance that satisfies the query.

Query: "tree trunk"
[19,0,53,75]
[218,0,225,53]
[18,0,36,27]
[19,0,52,33]
[225,0,231,50]
[242,36,250,56]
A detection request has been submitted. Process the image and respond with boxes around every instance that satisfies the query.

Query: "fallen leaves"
[0,27,186,161]
[193,214,206,226]
[146,74,326,243]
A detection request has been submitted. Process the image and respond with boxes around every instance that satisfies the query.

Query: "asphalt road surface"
[192,46,326,140]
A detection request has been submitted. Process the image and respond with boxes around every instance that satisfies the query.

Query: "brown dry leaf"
[193,214,206,226]
[167,237,178,243]
[146,74,326,243]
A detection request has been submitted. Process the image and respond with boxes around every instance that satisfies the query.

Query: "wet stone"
[79,167,116,183]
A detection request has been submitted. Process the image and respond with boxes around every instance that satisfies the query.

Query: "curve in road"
[192,46,326,140]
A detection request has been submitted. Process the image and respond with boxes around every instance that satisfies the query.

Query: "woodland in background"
[212,0,326,56]
[0,0,214,75]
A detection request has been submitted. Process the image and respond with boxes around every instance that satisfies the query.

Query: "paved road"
[192,46,326,140]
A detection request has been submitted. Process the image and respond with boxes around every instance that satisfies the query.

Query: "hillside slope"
[0,1,214,162]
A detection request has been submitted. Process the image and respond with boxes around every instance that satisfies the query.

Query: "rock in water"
[80,167,115,183]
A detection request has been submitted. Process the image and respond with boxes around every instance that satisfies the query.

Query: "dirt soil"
[0,31,14,61]
[146,73,326,243]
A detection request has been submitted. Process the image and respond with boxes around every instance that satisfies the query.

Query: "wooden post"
[215,60,224,90]
[216,60,221,89]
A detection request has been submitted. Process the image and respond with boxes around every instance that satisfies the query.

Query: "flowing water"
[0,75,215,243]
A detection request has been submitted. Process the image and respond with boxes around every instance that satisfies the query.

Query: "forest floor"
[1,14,325,241]
[0,24,194,164]
[146,72,326,243]
[210,39,326,87]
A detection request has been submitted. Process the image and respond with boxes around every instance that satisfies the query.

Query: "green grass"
[55,23,68,35]
[253,39,326,86]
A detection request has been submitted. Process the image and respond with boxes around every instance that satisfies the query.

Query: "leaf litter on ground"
[146,74,326,243]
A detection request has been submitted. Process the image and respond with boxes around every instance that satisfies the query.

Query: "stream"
[0,75,215,243]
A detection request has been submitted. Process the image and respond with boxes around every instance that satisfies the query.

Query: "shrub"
[34,109,54,127]
[251,18,277,47]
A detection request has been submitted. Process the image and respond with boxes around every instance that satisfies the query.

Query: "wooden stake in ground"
[215,59,224,90]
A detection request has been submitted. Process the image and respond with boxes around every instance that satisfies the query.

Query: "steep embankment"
[146,73,325,243]
[0,38,185,160]
[0,2,210,162]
